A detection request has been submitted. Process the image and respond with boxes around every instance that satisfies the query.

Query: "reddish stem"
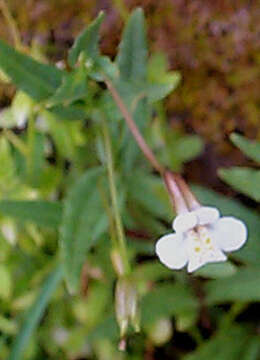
[104,76,198,216]
[104,77,165,175]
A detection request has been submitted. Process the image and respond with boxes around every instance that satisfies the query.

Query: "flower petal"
[194,206,220,225]
[187,248,227,273]
[210,217,247,252]
[155,233,188,270]
[172,212,198,233]
[186,227,227,273]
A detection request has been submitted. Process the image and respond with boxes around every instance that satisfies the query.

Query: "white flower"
[155,206,247,273]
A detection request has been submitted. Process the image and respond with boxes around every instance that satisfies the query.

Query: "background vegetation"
[0,1,259,359]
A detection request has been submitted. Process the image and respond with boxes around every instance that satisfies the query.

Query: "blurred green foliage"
[0,3,259,360]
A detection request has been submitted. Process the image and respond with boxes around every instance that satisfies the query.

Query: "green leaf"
[26,132,45,188]
[60,168,107,294]
[183,326,248,360]
[8,264,63,360]
[126,171,172,220]
[89,55,118,81]
[171,135,204,164]
[194,262,237,279]
[45,113,81,159]
[206,267,260,303]
[241,338,260,360]
[0,265,12,300]
[145,81,181,103]
[47,65,88,107]
[0,200,62,228]
[159,133,204,171]
[147,52,181,101]
[231,133,260,163]
[132,261,173,283]
[0,138,16,193]
[141,283,198,327]
[116,8,147,81]
[192,186,260,266]
[68,11,105,67]
[87,315,118,342]
[218,167,260,202]
[121,97,150,172]
[0,40,62,101]
[49,103,86,121]
[148,53,179,84]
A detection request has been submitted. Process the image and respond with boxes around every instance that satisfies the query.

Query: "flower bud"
[148,318,173,346]
[176,313,196,332]
[115,277,139,339]
[115,278,129,338]
[126,280,140,333]
[110,249,125,277]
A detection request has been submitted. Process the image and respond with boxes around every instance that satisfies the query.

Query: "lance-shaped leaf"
[218,167,260,202]
[183,326,250,360]
[206,267,260,303]
[231,133,260,163]
[47,65,88,107]
[116,8,147,81]
[8,264,63,360]
[0,40,86,121]
[121,97,150,172]
[194,262,237,279]
[0,200,62,228]
[147,52,181,102]
[60,168,107,294]
[141,283,198,327]
[68,11,105,67]
[49,104,86,121]
[0,40,63,101]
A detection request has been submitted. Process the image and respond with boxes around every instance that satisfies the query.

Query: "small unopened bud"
[115,278,129,338]
[110,249,125,277]
[85,58,93,69]
[115,277,139,339]
[118,337,127,351]
[1,222,16,245]
[176,313,195,332]
[148,318,173,346]
[127,284,140,333]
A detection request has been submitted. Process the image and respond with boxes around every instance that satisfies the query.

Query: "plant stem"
[104,76,165,175]
[102,119,130,275]
[27,112,35,178]
[3,129,28,155]
[98,182,117,248]
[0,0,22,49]
[104,76,198,215]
